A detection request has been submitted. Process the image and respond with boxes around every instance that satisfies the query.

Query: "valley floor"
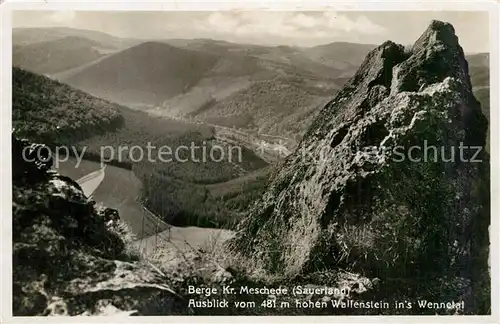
[56,157,232,255]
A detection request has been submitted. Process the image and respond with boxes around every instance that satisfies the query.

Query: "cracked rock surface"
[229,20,490,306]
[12,136,190,316]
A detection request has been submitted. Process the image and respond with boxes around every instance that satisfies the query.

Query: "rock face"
[230,19,489,289]
[12,136,190,316]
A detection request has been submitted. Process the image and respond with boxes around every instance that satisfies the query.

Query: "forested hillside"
[13,67,124,145]
[60,42,221,106]
[13,36,113,75]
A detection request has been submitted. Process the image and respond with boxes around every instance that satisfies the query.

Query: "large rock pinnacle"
[229,19,490,288]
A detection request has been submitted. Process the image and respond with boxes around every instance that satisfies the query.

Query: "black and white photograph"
[3,3,498,319]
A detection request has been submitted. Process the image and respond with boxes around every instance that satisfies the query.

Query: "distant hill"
[466,53,489,150]
[467,52,489,68]
[13,27,139,48]
[468,53,489,89]
[301,42,376,75]
[466,54,489,111]
[12,67,123,145]
[13,36,115,75]
[60,42,222,106]
[58,39,337,110]
[164,38,265,55]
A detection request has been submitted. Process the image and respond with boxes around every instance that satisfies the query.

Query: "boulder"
[12,136,190,316]
[229,19,490,294]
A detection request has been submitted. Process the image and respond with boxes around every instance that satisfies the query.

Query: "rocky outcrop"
[12,136,190,316]
[229,20,490,308]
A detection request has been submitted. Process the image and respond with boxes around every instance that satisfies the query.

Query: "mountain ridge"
[13,26,139,48]
[13,27,488,142]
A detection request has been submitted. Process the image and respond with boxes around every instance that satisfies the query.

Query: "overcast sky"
[12,11,490,52]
